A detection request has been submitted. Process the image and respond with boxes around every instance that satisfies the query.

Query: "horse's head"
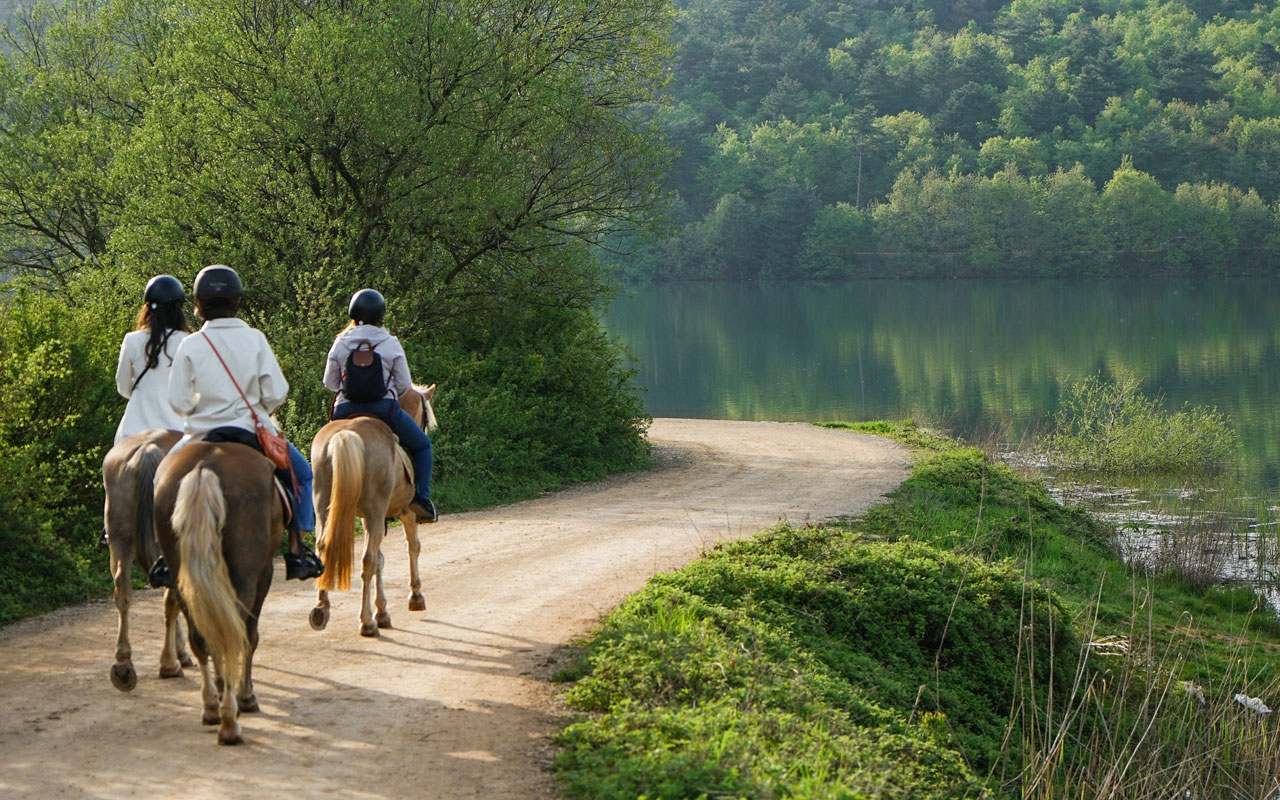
[399,383,438,432]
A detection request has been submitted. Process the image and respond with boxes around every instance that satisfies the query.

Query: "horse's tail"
[316,430,364,592]
[174,465,246,696]
[129,442,168,567]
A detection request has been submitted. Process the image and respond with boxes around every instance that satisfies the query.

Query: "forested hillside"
[624,0,1280,279]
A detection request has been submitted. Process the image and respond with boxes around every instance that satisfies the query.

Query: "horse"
[153,442,285,745]
[308,384,438,637]
[101,429,194,691]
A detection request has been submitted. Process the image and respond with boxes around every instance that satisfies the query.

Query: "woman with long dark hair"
[114,274,191,443]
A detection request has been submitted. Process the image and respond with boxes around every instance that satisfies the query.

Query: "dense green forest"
[0,0,671,623]
[618,0,1280,279]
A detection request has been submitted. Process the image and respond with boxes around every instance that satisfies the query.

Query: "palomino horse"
[101,429,194,691]
[153,442,285,745]
[309,384,437,637]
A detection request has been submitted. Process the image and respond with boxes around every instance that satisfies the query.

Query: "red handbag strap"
[200,332,266,430]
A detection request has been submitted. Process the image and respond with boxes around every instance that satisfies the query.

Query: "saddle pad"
[273,475,294,529]
[396,445,414,485]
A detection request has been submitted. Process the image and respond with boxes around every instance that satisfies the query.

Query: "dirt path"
[0,419,909,799]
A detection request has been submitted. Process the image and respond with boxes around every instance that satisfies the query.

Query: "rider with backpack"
[324,289,437,523]
[114,275,191,444]
[155,264,324,583]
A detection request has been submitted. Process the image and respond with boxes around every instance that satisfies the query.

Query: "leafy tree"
[1099,159,1180,271]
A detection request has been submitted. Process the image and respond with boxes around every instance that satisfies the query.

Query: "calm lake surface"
[603,280,1280,492]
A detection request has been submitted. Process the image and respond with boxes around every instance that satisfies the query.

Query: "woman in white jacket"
[114,275,190,444]
[151,264,322,584]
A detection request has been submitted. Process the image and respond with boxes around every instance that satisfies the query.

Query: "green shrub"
[0,288,123,624]
[556,525,1077,796]
[1043,372,1239,474]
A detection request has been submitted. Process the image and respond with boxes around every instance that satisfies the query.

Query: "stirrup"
[285,548,325,581]
[410,496,438,523]
[148,556,174,589]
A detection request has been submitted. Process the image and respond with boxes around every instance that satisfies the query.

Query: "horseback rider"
[325,289,437,523]
[149,265,324,585]
[114,275,191,444]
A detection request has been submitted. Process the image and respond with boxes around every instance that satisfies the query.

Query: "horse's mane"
[411,384,438,432]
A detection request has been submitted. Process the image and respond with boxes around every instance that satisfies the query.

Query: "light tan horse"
[154,442,285,745]
[101,429,194,691]
[309,384,437,637]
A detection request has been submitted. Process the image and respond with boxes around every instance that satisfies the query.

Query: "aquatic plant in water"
[1042,372,1239,475]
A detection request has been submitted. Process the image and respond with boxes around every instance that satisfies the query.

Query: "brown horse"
[309,384,437,637]
[101,429,194,691]
[154,442,285,745]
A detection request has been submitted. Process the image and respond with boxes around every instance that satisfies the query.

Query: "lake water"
[604,279,1280,591]
[604,279,1280,491]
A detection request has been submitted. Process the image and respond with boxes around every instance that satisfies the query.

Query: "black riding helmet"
[193,264,243,301]
[348,288,386,325]
[143,274,184,307]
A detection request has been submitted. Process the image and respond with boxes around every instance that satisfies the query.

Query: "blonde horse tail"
[129,442,168,567]
[316,430,364,592]
[174,466,246,696]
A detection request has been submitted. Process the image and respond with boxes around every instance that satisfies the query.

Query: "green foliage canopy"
[616,0,1280,279]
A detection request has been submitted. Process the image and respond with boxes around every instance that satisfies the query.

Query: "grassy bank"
[553,421,1280,798]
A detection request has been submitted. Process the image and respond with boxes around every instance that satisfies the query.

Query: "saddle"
[343,413,414,484]
[203,427,296,529]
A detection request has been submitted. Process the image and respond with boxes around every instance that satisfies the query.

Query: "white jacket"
[168,318,288,449]
[114,328,189,444]
[323,324,413,404]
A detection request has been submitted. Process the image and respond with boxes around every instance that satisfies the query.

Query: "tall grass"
[1013,592,1280,798]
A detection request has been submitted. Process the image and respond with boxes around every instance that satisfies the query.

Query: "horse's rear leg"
[108,535,137,692]
[237,616,260,713]
[310,588,331,630]
[191,629,241,744]
[401,513,425,612]
[159,588,189,677]
[188,626,222,726]
[237,562,272,714]
[359,517,388,636]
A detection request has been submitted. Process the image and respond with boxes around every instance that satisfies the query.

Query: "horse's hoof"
[179,652,196,668]
[309,607,329,631]
[408,593,426,612]
[202,709,220,726]
[110,662,137,692]
[159,664,184,679]
[217,726,243,745]
[360,622,380,637]
[376,611,392,629]
[239,695,259,714]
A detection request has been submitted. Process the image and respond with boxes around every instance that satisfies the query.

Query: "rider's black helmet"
[193,264,243,302]
[348,289,386,325]
[143,274,184,307]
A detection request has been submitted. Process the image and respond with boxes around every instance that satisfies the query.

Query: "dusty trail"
[0,419,909,799]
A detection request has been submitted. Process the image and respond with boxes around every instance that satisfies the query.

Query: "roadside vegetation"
[554,422,1280,797]
[0,0,671,625]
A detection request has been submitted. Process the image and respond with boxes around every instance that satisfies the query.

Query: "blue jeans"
[334,398,433,498]
[287,441,316,532]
